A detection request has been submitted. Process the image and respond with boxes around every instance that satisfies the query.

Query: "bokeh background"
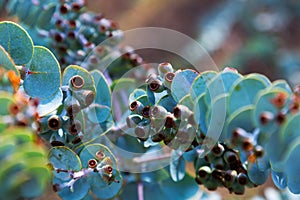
[89,0,300,86]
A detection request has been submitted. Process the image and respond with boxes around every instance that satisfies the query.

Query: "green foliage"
[0,127,50,200]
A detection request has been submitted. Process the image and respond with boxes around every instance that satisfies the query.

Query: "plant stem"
[138,181,144,200]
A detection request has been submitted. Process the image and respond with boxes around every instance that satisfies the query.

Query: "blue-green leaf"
[91,70,111,107]
[228,76,267,114]
[0,21,33,65]
[23,46,61,99]
[0,45,19,75]
[171,69,198,102]
[190,71,217,100]
[205,71,242,105]
[37,89,63,117]
[48,146,81,181]
[37,3,56,29]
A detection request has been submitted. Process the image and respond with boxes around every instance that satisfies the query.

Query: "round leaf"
[0,21,33,65]
[228,76,267,114]
[171,69,198,102]
[0,45,19,75]
[48,146,81,181]
[190,71,217,100]
[37,88,63,117]
[23,46,61,99]
[91,70,111,107]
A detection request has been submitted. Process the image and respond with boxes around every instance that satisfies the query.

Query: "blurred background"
[88,0,300,88]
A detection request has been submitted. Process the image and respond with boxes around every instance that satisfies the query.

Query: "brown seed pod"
[96,150,105,159]
[164,115,176,129]
[270,92,287,108]
[259,111,274,125]
[253,145,264,158]
[68,120,82,135]
[142,106,150,118]
[164,72,175,82]
[47,115,62,131]
[59,4,69,14]
[237,173,248,185]
[276,112,286,124]
[70,75,85,89]
[148,80,164,92]
[211,143,225,157]
[242,139,253,151]
[88,159,98,168]
[224,151,238,164]
[102,165,113,174]
[9,103,20,115]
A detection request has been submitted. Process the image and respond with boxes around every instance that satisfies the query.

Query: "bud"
[64,95,81,116]
[70,75,85,89]
[72,90,95,108]
[158,62,173,77]
[47,115,62,131]
[129,100,144,114]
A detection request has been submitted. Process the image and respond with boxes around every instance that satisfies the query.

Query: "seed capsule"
[64,96,81,116]
[253,145,264,158]
[142,106,150,118]
[276,112,286,124]
[158,62,173,77]
[164,72,175,89]
[134,126,149,141]
[242,139,253,151]
[237,173,248,185]
[59,4,70,14]
[70,75,85,89]
[164,115,176,129]
[271,92,287,108]
[197,166,211,180]
[214,157,225,170]
[88,159,98,168]
[96,150,105,159]
[224,151,238,164]
[72,90,95,108]
[259,111,274,125]
[68,120,82,135]
[129,100,144,114]
[224,170,237,187]
[126,115,142,128]
[48,115,62,131]
[149,80,164,92]
[211,143,225,157]
[173,105,192,120]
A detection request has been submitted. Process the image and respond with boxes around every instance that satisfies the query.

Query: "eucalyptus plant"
[1,1,300,200]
